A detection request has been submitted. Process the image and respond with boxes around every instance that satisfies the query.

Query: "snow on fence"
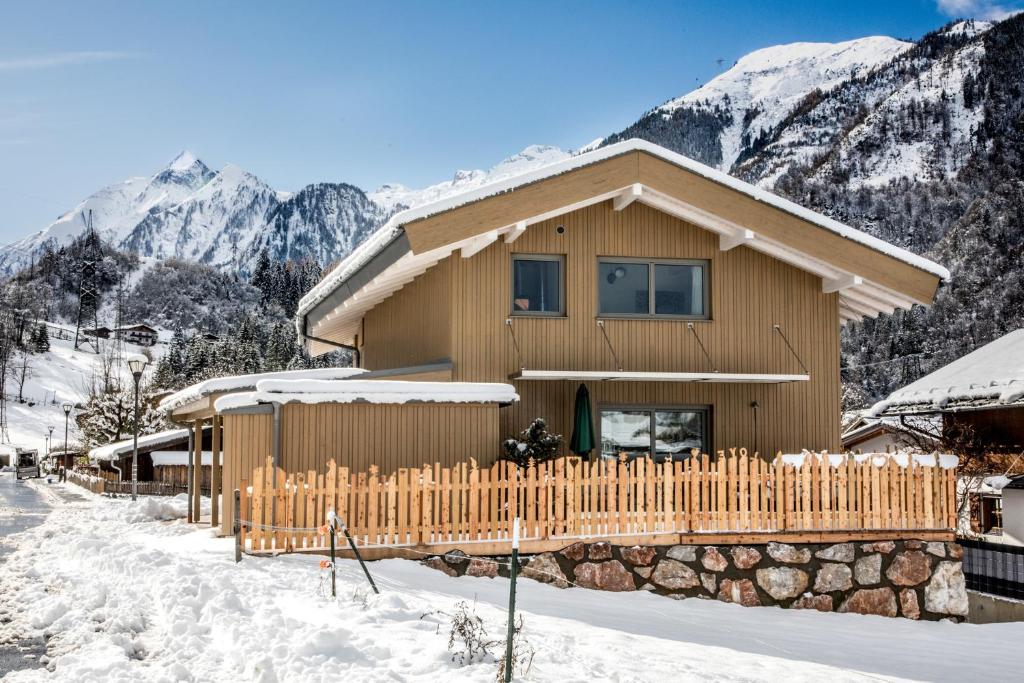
[238,450,958,557]
[66,469,195,497]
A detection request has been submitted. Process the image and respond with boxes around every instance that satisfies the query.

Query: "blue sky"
[0,0,1017,243]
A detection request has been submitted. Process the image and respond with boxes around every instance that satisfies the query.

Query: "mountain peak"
[168,150,200,172]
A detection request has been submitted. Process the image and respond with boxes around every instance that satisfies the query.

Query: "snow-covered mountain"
[369,145,571,212]
[0,146,573,276]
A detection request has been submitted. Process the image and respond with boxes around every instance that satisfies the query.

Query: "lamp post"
[62,402,72,469]
[127,355,148,501]
[47,425,54,470]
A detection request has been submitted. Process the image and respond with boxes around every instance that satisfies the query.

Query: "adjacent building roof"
[214,379,519,412]
[296,138,949,354]
[89,428,190,462]
[871,329,1024,416]
[159,367,367,416]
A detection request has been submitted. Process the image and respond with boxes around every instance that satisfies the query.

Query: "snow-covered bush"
[501,418,562,467]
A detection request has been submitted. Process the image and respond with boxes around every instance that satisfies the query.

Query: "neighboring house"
[83,326,112,339]
[89,427,214,489]
[115,323,158,347]
[161,139,948,537]
[841,414,939,452]
[1002,476,1024,544]
[870,328,1024,454]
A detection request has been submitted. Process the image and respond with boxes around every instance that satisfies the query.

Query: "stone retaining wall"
[422,539,969,621]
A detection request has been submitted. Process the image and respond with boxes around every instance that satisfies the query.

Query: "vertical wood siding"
[277,403,499,475]
[443,201,840,455]
[360,257,453,369]
[221,413,273,536]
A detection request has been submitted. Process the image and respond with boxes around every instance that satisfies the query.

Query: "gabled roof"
[871,329,1024,416]
[297,139,948,353]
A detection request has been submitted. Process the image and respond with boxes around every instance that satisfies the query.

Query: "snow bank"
[158,367,367,413]
[780,449,958,469]
[2,484,1023,681]
[214,379,519,411]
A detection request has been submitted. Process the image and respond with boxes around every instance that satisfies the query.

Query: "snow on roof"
[151,450,220,467]
[159,367,367,413]
[780,449,958,469]
[214,379,519,412]
[89,428,190,462]
[871,329,1024,416]
[296,138,950,324]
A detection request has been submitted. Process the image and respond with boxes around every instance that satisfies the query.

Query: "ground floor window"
[599,406,709,462]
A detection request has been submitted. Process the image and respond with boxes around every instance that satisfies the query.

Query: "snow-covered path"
[1,479,1022,682]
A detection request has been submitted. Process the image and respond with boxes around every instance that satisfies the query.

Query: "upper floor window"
[598,257,708,318]
[511,254,564,316]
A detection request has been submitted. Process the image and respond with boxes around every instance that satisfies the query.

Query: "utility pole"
[73,210,101,354]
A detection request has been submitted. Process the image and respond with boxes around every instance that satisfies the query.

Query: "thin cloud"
[936,0,1021,20]
[0,51,132,72]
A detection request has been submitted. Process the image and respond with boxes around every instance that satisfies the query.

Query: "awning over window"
[509,370,809,383]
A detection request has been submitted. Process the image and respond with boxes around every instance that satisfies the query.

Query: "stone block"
[838,588,898,617]
[886,551,931,586]
[575,561,635,591]
[651,559,700,590]
[767,542,811,564]
[854,554,882,585]
[756,566,809,600]
[730,546,762,569]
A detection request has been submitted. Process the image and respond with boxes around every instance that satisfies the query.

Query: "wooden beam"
[720,228,755,251]
[192,418,204,523]
[504,220,527,244]
[822,273,864,293]
[460,230,499,258]
[612,183,642,211]
[211,414,221,530]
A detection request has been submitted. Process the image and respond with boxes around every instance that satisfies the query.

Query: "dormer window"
[598,257,708,319]
[511,254,565,316]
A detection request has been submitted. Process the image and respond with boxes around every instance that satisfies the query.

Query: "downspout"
[272,402,282,469]
[110,457,123,482]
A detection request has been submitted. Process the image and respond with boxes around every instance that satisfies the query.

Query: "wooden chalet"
[162,139,951,541]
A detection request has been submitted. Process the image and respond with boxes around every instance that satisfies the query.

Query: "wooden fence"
[67,469,200,497]
[239,451,958,556]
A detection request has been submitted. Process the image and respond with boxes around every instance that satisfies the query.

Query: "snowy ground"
[2,474,1023,682]
[1,328,157,454]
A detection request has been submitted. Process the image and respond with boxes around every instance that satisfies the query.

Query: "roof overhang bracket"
[461,230,499,258]
[823,273,864,293]
[504,220,527,244]
[720,229,755,251]
[612,183,643,211]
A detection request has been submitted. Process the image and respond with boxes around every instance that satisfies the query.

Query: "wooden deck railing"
[239,451,958,556]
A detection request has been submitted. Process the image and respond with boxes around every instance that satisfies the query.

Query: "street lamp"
[47,425,54,469]
[61,402,73,471]
[127,354,148,502]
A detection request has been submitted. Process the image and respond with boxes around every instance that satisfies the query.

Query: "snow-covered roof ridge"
[780,449,958,469]
[296,138,950,323]
[159,367,367,413]
[89,428,191,462]
[214,379,519,412]
[870,328,1024,416]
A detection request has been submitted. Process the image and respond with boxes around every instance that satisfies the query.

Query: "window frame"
[596,256,710,320]
[597,404,711,461]
[510,253,566,317]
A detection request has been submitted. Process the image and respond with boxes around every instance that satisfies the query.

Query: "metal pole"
[329,518,337,598]
[63,410,69,469]
[332,511,379,594]
[504,517,521,683]
[131,372,140,501]
[234,488,242,563]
